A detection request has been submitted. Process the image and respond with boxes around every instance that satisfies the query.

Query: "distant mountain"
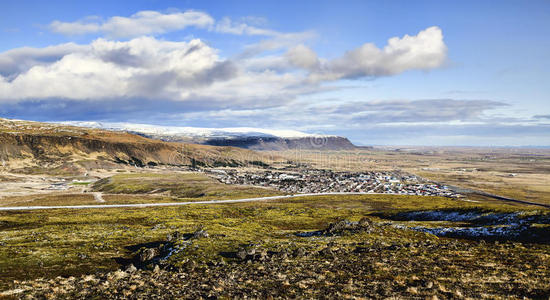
[63,122,357,151]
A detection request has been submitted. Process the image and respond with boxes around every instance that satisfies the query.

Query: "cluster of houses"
[207,169,462,198]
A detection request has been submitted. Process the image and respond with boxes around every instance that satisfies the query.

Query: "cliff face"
[0,119,274,173]
[203,136,357,151]
[0,131,174,165]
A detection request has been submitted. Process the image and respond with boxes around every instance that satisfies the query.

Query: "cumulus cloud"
[240,27,447,81]
[49,10,214,38]
[0,37,237,101]
[0,25,449,116]
[0,43,87,77]
[286,44,320,69]
[300,26,447,81]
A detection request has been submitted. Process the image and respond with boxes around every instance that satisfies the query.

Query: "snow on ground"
[391,210,550,240]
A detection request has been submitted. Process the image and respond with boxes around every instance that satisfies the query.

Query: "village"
[206,168,462,198]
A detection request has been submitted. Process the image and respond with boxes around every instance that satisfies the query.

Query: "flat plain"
[274,147,550,205]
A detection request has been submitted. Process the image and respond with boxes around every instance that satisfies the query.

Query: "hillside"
[0,118,276,174]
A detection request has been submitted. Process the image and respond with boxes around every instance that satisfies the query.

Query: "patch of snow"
[408,224,529,239]
[391,210,550,241]
[394,210,525,225]
[59,121,333,139]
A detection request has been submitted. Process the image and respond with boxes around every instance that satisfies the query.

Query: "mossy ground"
[1,193,548,298]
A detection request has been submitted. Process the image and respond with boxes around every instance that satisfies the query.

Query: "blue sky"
[0,0,549,146]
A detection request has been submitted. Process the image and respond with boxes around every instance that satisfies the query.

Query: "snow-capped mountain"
[62,121,329,139]
[61,121,356,150]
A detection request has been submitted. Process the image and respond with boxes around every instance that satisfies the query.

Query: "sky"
[0,0,549,146]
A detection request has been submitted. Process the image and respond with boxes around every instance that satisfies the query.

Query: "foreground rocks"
[4,223,549,299]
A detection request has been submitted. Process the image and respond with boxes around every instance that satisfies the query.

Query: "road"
[1,191,545,211]
[0,192,373,211]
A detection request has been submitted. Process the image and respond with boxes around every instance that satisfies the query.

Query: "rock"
[294,247,306,257]
[325,220,352,234]
[236,248,247,260]
[192,229,209,239]
[139,248,159,262]
[319,247,333,256]
[246,247,256,256]
[109,270,128,281]
[358,217,372,227]
[125,264,137,273]
[387,244,400,251]
[82,275,97,282]
[166,231,183,242]
[259,249,268,260]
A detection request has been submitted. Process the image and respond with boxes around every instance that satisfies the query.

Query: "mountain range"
[62,122,357,151]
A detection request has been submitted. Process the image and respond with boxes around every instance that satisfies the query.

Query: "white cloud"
[240,27,446,81]
[0,43,87,77]
[49,11,279,39]
[0,26,448,115]
[49,10,214,38]
[286,44,319,69]
[309,26,447,81]
[215,17,278,36]
[0,37,231,101]
[49,21,100,35]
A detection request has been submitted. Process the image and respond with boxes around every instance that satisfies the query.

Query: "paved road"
[0,192,374,211]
